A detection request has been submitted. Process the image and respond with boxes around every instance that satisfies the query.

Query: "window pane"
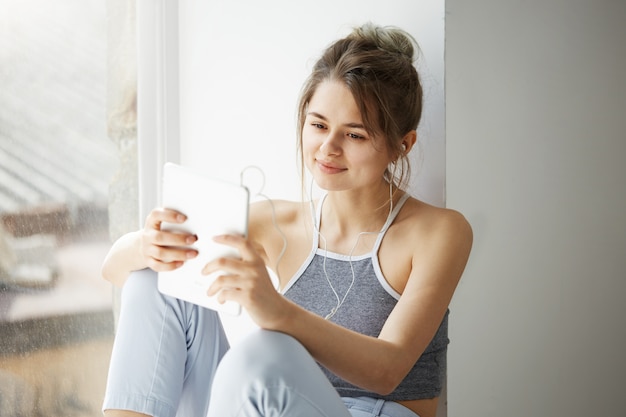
[0,1,120,415]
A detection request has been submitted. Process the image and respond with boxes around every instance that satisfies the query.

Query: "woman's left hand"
[203,234,291,329]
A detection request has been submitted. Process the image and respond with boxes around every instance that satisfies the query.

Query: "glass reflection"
[0,1,121,415]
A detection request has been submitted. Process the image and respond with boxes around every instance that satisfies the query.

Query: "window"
[0,1,137,415]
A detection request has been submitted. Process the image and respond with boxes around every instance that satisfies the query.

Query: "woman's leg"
[103,269,230,417]
[207,329,351,417]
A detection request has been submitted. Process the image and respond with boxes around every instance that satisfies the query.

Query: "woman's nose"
[320,131,342,155]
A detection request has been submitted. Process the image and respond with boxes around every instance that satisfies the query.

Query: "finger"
[146,244,197,264]
[212,234,256,261]
[146,257,185,272]
[201,256,241,276]
[145,208,188,230]
[150,229,198,248]
[214,287,241,305]
[207,273,241,297]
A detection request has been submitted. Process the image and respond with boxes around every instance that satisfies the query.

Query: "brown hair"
[297,22,423,191]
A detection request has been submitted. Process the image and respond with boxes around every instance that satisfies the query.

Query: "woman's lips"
[316,160,346,174]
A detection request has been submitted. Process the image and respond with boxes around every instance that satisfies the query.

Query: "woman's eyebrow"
[307,111,328,120]
[307,111,365,129]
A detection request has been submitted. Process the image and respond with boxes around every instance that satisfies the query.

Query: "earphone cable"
[240,166,287,289]
[310,178,396,320]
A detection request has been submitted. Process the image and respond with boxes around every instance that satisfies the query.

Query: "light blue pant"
[103,269,230,417]
[103,270,418,417]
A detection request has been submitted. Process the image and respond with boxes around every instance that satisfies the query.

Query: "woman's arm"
[101,208,199,287]
[101,230,145,287]
[206,207,472,395]
[287,209,472,394]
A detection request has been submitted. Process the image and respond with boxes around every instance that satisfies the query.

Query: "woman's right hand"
[101,208,198,287]
[139,208,198,272]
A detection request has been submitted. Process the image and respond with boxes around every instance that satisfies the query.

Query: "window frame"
[137,0,180,221]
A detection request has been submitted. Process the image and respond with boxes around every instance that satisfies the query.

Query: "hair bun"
[350,22,417,62]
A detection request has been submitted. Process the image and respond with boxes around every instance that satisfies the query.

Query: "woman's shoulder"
[398,195,473,244]
[379,194,472,294]
[249,198,304,219]
[248,199,309,233]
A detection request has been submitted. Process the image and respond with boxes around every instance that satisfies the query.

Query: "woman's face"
[302,80,393,193]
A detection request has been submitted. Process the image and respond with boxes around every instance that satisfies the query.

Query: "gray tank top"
[282,193,449,401]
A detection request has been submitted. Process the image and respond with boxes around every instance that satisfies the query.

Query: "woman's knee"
[207,330,349,417]
[122,268,159,300]
[121,269,186,320]
[214,330,310,386]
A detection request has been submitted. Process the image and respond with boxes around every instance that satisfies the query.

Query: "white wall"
[178,0,445,206]
[445,1,626,416]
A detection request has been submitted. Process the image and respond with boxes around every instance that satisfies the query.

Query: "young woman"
[101,23,472,417]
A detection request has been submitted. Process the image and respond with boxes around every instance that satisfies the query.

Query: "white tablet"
[157,162,249,315]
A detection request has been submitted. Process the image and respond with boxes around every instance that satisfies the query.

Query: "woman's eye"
[348,132,366,140]
[311,123,325,129]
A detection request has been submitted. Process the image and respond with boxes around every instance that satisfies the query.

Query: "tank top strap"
[281,196,326,294]
[311,192,409,253]
[373,192,410,253]
[309,193,326,251]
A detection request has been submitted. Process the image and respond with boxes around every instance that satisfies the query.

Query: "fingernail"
[187,251,197,259]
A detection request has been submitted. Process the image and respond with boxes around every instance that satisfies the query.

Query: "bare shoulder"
[404,197,471,239]
[247,199,311,270]
[248,199,309,240]
[249,199,304,225]
[392,196,473,263]
[380,195,472,295]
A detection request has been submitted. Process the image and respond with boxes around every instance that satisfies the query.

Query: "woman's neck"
[320,181,397,237]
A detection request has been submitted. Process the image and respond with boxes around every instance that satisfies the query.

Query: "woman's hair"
[297,22,423,191]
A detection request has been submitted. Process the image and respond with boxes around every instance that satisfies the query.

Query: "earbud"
[401,143,407,152]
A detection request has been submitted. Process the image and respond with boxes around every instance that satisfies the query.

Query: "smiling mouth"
[316,160,346,174]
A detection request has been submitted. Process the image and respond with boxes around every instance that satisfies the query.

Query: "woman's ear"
[401,130,417,154]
